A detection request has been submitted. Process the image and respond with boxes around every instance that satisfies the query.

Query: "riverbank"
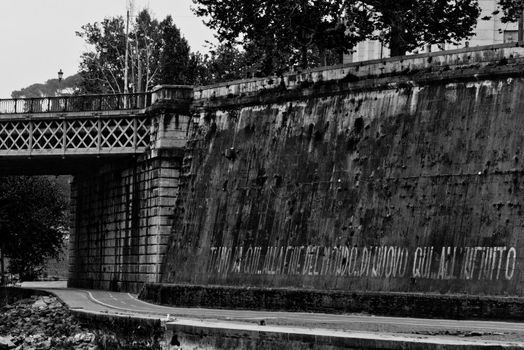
[0,288,164,350]
[14,282,524,350]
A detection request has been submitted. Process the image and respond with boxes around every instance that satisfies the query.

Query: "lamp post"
[57,69,64,95]
[57,69,64,111]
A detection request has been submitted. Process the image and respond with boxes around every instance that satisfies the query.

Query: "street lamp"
[57,69,64,97]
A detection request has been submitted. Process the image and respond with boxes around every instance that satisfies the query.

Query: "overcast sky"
[0,0,216,97]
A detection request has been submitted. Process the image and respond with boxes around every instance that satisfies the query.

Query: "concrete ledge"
[192,42,524,101]
[68,279,148,293]
[167,320,524,350]
[191,62,524,112]
[0,287,50,305]
[71,309,163,336]
[139,284,524,321]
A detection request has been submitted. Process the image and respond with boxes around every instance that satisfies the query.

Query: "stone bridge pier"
[67,86,193,291]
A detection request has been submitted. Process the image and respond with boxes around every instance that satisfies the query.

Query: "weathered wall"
[68,110,190,292]
[68,155,180,291]
[161,44,524,296]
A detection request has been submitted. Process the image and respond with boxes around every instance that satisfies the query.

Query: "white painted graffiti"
[207,245,517,281]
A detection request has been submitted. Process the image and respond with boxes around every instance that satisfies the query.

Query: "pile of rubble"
[0,296,97,350]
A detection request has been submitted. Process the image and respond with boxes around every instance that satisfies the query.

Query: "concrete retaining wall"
[161,44,524,296]
[140,283,524,320]
[194,43,524,101]
[68,44,524,298]
[166,320,517,350]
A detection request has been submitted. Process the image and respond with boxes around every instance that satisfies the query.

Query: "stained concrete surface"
[18,282,524,347]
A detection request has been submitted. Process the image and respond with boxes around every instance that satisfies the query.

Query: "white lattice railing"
[0,87,197,157]
[0,93,151,114]
[0,116,150,156]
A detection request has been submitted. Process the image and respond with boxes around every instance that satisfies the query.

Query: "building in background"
[344,0,518,63]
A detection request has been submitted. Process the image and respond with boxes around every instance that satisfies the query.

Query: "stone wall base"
[139,283,524,321]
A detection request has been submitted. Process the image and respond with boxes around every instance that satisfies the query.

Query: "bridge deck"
[0,93,152,158]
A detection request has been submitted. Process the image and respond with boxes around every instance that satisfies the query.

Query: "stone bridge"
[0,86,193,290]
[0,87,192,175]
[0,93,151,157]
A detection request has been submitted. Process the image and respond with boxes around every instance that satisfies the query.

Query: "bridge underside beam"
[0,155,139,175]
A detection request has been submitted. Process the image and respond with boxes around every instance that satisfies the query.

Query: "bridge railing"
[0,92,152,114]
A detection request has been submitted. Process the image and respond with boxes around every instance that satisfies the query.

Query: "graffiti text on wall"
[207,246,517,281]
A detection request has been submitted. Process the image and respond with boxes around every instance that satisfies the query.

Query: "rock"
[0,336,15,349]
[83,333,95,343]
[47,302,60,310]
[1,293,151,350]
[73,333,83,344]
[41,297,53,304]
[31,300,47,310]
[40,339,51,350]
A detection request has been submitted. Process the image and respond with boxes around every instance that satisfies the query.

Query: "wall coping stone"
[168,320,519,350]
[150,43,524,109]
[139,283,524,321]
[191,42,524,101]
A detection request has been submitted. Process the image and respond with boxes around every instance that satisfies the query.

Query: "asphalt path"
[18,281,524,345]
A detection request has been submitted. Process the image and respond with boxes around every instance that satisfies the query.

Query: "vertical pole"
[1,248,5,286]
[28,120,33,156]
[133,117,138,151]
[62,119,67,155]
[97,118,102,152]
[519,9,524,43]
[124,9,130,108]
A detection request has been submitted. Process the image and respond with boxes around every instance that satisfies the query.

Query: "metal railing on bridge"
[0,92,152,114]
[0,92,154,157]
[0,86,193,158]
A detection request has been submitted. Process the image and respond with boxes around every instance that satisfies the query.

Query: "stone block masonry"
[68,43,524,297]
[160,43,524,297]
[68,155,182,291]
[68,109,191,292]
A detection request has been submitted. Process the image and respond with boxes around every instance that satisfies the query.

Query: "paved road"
[19,281,524,345]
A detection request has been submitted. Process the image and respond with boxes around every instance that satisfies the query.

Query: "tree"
[76,9,196,94]
[496,0,524,23]
[11,74,82,98]
[156,15,194,85]
[189,44,255,85]
[77,16,128,94]
[193,0,481,70]
[363,0,481,56]
[192,0,372,74]
[0,177,67,282]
